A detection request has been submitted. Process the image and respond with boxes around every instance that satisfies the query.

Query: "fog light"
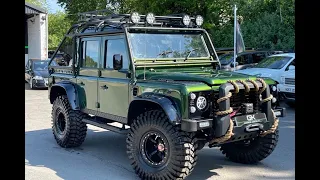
[190,93,196,100]
[272,97,277,103]
[190,106,196,113]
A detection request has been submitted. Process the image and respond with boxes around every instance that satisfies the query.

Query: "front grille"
[283,92,295,99]
[285,78,295,85]
[213,90,260,115]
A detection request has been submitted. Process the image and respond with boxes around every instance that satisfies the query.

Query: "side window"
[252,53,265,63]
[51,36,73,66]
[285,59,295,70]
[237,56,247,65]
[105,39,128,69]
[80,40,100,68]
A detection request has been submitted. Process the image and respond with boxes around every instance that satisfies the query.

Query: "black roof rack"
[66,9,202,36]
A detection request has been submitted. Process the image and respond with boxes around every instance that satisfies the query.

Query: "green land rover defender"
[48,10,286,180]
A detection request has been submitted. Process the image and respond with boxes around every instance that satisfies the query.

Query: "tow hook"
[245,123,264,132]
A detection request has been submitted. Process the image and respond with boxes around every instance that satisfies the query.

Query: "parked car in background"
[278,64,295,106]
[217,50,283,71]
[235,53,295,83]
[215,47,255,56]
[25,59,57,89]
[48,51,72,66]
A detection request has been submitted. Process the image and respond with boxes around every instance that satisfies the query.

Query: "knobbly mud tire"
[220,130,279,164]
[127,110,198,180]
[52,95,88,148]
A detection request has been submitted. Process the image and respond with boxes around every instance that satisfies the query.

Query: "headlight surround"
[34,76,43,80]
[189,92,210,114]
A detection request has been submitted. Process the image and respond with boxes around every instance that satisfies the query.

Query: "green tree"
[56,0,295,50]
[48,12,72,49]
[25,0,48,9]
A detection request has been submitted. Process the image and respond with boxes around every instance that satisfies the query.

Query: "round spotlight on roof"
[182,15,191,26]
[195,15,204,26]
[146,13,155,24]
[130,12,140,23]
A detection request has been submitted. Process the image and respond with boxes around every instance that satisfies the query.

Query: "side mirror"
[288,65,295,71]
[113,54,123,70]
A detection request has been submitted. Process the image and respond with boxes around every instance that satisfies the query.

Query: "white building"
[25,2,48,65]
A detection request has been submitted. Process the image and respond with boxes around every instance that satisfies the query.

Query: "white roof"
[270,53,295,58]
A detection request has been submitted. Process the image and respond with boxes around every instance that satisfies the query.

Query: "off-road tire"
[220,130,279,164]
[127,110,198,180]
[52,95,88,148]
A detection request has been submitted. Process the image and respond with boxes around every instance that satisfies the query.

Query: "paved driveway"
[25,84,295,180]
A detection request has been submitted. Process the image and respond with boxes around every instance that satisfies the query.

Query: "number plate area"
[233,113,267,127]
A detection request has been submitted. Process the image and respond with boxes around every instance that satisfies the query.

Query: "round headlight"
[272,86,277,91]
[195,15,203,26]
[272,97,277,103]
[130,12,140,23]
[146,13,155,24]
[182,15,191,26]
[190,93,196,100]
[196,96,207,110]
[190,106,196,113]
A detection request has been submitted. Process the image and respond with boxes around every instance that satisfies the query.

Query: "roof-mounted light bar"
[146,13,155,24]
[130,12,140,23]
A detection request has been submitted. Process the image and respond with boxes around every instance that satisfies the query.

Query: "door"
[98,35,130,121]
[76,37,101,111]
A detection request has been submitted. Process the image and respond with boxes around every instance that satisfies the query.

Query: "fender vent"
[133,87,138,96]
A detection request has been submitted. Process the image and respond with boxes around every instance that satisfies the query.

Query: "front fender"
[49,82,85,110]
[129,93,181,124]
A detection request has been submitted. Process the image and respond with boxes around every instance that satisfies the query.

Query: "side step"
[83,118,129,135]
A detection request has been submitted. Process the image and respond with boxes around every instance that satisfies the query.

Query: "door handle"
[100,85,108,90]
[79,82,85,86]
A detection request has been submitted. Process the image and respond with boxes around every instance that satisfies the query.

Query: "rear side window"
[81,40,100,68]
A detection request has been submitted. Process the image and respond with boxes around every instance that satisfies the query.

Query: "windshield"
[33,61,50,70]
[128,33,209,59]
[219,54,234,65]
[255,56,292,69]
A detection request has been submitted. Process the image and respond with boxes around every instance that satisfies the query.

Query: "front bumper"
[182,80,286,143]
[278,84,295,101]
[32,78,49,88]
[181,107,286,132]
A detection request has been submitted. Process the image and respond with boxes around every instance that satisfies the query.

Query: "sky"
[47,0,64,13]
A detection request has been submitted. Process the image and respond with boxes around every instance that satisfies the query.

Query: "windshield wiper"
[157,50,173,57]
[185,48,198,61]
